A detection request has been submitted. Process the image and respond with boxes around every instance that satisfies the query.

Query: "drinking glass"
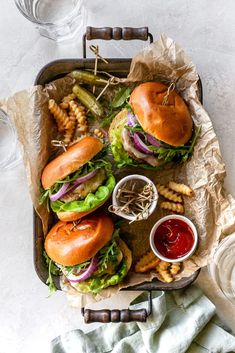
[209,233,235,305]
[14,0,86,41]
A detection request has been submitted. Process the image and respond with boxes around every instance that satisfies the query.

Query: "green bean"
[72,84,104,118]
[71,70,108,86]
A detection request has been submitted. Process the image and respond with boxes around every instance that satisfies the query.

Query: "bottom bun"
[56,199,109,222]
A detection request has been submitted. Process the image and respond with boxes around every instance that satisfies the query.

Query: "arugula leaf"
[61,260,91,276]
[46,260,58,295]
[124,123,145,134]
[125,102,134,113]
[114,219,126,228]
[43,251,61,295]
[98,229,120,272]
[100,111,117,128]
[39,189,50,205]
[43,251,60,275]
[51,158,110,188]
[39,189,51,211]
[100,87,133,128]
[111,87,131,108]
[148,126,201,163]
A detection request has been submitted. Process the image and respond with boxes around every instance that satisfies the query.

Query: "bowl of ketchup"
[150,215,198,262]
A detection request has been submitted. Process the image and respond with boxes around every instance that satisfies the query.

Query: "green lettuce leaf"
[110,118,137,168]
[50,175,115,213]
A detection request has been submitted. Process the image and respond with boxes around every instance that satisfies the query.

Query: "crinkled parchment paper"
[1,34,235,307]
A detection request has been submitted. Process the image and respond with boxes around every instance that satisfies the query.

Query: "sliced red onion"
[67,257,98,283]
[127,112,137,127]
[49,182,70,202]
[64,169,98,195]
[132,133,154,155]
[50,170,98,202]
[146,133,162,147]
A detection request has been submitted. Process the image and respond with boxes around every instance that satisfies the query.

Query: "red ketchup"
[154,219,194,259]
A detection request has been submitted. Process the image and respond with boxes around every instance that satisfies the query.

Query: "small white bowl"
[112,174,158,221]
[150,215,198,262]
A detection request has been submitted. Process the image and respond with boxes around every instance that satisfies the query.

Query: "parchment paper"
[2,34,235,307]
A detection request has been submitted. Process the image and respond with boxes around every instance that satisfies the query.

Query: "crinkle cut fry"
[157,268,173,283]
[156,261,172,283]
[157,183,183,203]
[156,261,182,283]
[135,257,160,273]
[135,250,159,272]
[170,263,181,275]
[160,201,185,214]
[168,181,194,197]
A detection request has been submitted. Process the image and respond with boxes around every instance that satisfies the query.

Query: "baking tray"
[34,27,202,323]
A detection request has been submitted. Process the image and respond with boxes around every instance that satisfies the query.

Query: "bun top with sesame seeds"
[41,136,103,190]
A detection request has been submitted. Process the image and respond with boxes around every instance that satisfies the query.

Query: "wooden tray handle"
[82,308,147,323]
[86,26,150,41]
[83,26,153,58]
[81,291,152,323]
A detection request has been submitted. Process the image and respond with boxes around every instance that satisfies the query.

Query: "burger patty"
[60,168,106,203]
[122,128,163,167]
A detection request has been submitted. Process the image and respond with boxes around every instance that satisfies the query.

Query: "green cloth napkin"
[51,286,235,353]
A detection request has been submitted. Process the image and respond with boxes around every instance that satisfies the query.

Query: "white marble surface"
[1,1,235,352]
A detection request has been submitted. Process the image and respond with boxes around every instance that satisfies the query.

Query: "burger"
[41,136,115,221]
[44,214,132,294]
[109,82,199,169]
